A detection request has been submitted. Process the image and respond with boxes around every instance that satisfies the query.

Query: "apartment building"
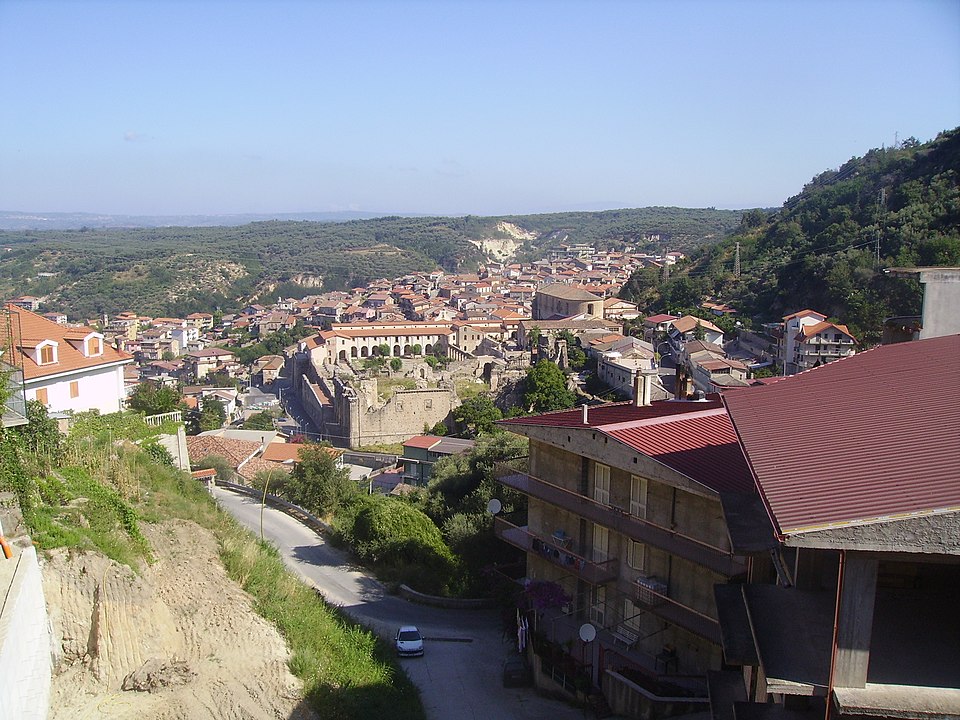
[495,383,750,716]
[713,335,960,719]
[779,309,856,375]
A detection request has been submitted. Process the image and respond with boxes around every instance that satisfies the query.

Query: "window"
[594,463,610,505]
[35,387,48,405]
[85,336,102,356]
[627,540,646,571]
[592,525,609,563]
[623,599,640,631]
[39,344,55,364]
[590,585,606,626]
[69,381,79,398]
[630,475,648,518]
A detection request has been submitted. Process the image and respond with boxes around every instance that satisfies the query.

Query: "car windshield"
[398,630,421,641]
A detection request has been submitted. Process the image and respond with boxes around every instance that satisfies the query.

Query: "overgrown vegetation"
[0,407,425,719]
[619,128,960,343]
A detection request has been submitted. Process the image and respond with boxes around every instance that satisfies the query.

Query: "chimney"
[633,373,645,407]
[582,404,589,424]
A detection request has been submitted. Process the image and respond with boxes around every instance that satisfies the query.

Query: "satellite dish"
[578,623,597,643]
[486,498,502,515]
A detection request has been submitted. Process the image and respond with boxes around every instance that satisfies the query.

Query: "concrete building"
[533,284,605,321]
[713,334,960,720]
[884,266,960,341]
[495,387,750,717]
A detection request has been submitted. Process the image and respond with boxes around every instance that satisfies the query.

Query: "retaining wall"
[0,545,52,720]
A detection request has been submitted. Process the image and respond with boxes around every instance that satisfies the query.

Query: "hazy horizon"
[2,0,957,218]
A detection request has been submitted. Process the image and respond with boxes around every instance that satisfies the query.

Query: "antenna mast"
[734,241,741,279]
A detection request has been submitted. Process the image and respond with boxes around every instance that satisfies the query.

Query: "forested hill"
[0,207,739,319]
[621,128,960,342]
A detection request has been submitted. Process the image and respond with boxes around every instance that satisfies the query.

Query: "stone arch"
[424,344,433,354]
[403,344,411,356]
[339,350,347,362]
[351,346,358,358]
[360,345,369,358]
[393,344,401,357]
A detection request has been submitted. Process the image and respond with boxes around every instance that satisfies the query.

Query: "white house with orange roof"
[5,303,133,414]
[779,309,856,375]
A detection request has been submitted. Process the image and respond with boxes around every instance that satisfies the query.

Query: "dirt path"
[42,519,314,720]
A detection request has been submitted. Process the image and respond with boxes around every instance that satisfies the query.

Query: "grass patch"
[455,379,489,401]
[219,526,424,718]
[7,409,426,720]
[377,377,416,398]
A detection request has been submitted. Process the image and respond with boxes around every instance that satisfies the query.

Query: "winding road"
[213,488,588,720]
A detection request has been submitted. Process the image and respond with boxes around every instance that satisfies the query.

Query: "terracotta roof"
[723,335,960,537]
[796,320,855,340]
[186,435,262,469]
[5,304,133,380]
[536,284,603,301]
[782,309,826,321]
[671,315,723,334]
[403,435,442,450]
[260,443,343,463]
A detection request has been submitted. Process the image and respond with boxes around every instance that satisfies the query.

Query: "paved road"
[213,488,589,720]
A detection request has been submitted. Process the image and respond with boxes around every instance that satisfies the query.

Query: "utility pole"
[734,241,741,279]
[875,188,886,268]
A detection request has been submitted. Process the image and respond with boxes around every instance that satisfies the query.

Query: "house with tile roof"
[4,303,133,414]
[494,390,751,713]
[533,283,605,321]
[712,334,960,720]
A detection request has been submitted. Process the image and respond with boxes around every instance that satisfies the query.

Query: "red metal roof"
[498,398,725,429]
[499,399,752,494]
[606,409,753,494]
[723,335,960,537]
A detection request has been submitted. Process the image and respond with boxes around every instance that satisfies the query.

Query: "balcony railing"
[493,515,619,584]
[616,576,721,644]
[496,464,745,577]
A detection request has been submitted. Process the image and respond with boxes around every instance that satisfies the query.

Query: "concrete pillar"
[833,551,878,688]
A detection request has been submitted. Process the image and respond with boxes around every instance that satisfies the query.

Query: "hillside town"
[2,244,865,478]
[2,250,959,720]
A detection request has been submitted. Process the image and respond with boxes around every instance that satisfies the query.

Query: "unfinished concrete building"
[713,334,960,719]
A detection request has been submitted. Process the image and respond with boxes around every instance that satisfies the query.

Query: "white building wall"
[0,546,52,720]
[29,364,127,414]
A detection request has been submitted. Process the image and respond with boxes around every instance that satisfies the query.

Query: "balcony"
[493,515,619,584]
[496,464,746,577]
[616,576,721,644]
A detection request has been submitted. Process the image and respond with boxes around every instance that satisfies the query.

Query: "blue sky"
[1,0,957,217]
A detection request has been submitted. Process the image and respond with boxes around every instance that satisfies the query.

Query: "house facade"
[495,392,750,715]
[4,304,133,414]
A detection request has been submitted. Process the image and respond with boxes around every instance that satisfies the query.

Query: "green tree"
[285,443,356,516]
[390,357,403,372]
[451,395,502,438]
[128,381,182,416]
[198,397,227,432]
[523,360,575,413]
[411,344,422,356]
[693,320,706,341]
[243,411,276,430]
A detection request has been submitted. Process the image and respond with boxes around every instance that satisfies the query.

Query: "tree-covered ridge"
[621,128,960,342]
[0,207,741,319]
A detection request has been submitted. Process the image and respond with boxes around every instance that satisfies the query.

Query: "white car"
[395,625,424,657]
